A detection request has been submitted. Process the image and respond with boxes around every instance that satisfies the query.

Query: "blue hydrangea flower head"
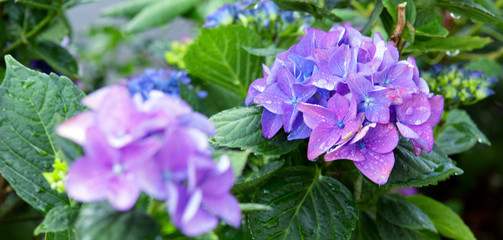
[127,69,192,100]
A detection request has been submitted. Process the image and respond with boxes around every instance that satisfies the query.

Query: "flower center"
[336,121,345,129]
[291,97,299,104]
[112,163,124,174]
[364,97,374,107]
[358,142,366,149]
[163,171,173,181]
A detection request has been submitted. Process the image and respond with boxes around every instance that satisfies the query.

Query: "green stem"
[354,174,362,202]
[2,11,57,55]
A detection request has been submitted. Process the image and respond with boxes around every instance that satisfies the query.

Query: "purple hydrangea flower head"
[247,24,445,184]
[325,123,399,185]
[59,83,240,235]
[298,93,363,160]
[65,126,161,211]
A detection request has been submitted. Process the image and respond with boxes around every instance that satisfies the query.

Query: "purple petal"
[383,62,417,92]
[396,122,420,139]
[56,111,95,145]
[327,94,349,121]
[65,157,108,202]
[425,95,444,127]
[277,67,295,98]
[364,100,390,124]
[307,68,340,90]
[347,73,372,103]
[293,83,317,102]
[203,194,241,228]
[363,123,398,154]
[287,116,312,140]
[328,45,351,78]
[407,123,434,155]
[179,201,219,237]
[297,103,337,129]
[395,93,431,125]
[354,151,394,185]
[261,109,283,139]
[321,29,344,48]
[245,78,266,106]
[294,29,315,57]
[307,122,341,160]
[202,155,235,196]
[254,83,288,114]
[324,142,365,162]
[105,175,142,211]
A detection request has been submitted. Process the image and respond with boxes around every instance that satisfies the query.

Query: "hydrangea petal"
[254,83,287,114]
[261,109,283,139]
[354,151,394,185]
[425,95,444,127]
[396,93,431,125]
[297,103,337,129]
[307,122,341,160]
[364,123,398,154]
[203,194,241,228]
[324,142,365,162]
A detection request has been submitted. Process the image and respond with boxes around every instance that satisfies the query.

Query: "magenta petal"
[307,122,341,160]
[425,95,444,127]
[203,194,241,228]
[364,123,399,154]
[261,109,283,139]
[254,84,287,114]
[327,94,349,121]
[396,93,431,125]
[354,151,394,185]
[324,142,365,162]
[297,103,337,129]
[65,157,108,202]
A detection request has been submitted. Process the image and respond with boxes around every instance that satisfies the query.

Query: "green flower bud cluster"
[165,38,193,70]
[422,65,498,108]
[42,158,68,193]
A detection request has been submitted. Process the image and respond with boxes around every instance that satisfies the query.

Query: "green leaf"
[45,230,75,240]
[377,214,440,240]
[0,55,85,213]
[100,0,157,18]
[31,41,79,78]
[212,149,250,178]
[242,46,287,57]
[414,9,449,38]
[36,15,71,43]
[126,0,201,33]
[272,0,343,21]
[239,203,272,212]
[377,194,436,232]
[436,109,490,155]
[75,202,160,240]
[248,166,358,240]
[232,160,284,194]
[406,195,475,240]
[436,0,503,24]
[382,0,417,24]
[210,106,301,155]
[352,211,382,240]
[185,25,264,97]
[35,205,79,235]
[386,139,463,187]
[405,36,491,52]
[362,0,383,36]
